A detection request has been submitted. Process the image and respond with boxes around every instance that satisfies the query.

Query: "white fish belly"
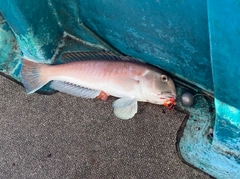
[51,74,144,101]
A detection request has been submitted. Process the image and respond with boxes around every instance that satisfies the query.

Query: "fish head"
[142,71,176,105]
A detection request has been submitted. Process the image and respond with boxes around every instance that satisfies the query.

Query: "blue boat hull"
[1,1,240,178]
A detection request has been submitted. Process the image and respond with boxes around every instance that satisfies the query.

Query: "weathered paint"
[0,1,62,62]
[78,0,212,92]
[0,1,240,178]
[0,0,212,92]
[0,13,21,80]
[178,1,240,178]
[209,0,240,173]
[177,89,240,179]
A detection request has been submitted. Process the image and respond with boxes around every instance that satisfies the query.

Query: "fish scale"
[20,51,176,119]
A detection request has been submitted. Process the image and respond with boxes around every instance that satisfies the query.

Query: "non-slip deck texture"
[0,76,211,179]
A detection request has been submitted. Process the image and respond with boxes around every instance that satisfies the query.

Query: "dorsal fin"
[61,51,145,63]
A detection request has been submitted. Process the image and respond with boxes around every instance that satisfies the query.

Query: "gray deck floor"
[0,76,211,179]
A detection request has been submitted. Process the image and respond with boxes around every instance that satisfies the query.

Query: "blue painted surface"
[178,88,240,179]
[0,13,21,80]
[0,0,240,178]
[178,91,240,179]
[0,1,62,62]
[209,0,240,170]
[179,1,240,178]
[0,0,213,92]
[78,0,212,92]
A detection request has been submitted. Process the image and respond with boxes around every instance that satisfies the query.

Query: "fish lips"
[161,91,176,99]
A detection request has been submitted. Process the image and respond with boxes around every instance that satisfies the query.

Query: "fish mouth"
[161,91,176,99]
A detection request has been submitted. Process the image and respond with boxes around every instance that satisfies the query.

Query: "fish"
[20,51,176,120]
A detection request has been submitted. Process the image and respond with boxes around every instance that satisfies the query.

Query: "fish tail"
[20,59,50,94]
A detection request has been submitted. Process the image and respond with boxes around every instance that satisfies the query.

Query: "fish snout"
[161,91,176,99]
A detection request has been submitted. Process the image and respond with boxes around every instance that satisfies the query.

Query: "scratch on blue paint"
[182,40,197,53]
[215,99,240,127]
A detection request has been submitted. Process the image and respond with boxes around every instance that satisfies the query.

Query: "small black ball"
[181,92,194,107]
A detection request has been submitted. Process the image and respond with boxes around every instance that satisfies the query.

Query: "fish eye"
[161,75,169,82]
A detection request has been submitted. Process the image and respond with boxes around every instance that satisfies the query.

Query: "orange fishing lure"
[164,97,176,109]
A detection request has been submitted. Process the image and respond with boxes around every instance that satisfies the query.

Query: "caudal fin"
[20,59,50,94]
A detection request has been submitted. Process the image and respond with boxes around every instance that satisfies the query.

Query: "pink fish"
[20,52,176,119]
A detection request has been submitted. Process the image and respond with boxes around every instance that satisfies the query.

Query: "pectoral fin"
[112,98,138,120]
